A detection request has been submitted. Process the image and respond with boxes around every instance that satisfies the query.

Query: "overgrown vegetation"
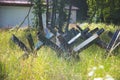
[0,23,120,80]
[87,0,120,24]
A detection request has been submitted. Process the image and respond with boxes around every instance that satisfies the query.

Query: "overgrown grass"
[0,23,120,80]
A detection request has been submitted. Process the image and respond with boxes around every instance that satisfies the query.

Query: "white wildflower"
[99,65,104,69]
[88,71,94,77]
[94,77,103,80]
[92,66,97,71]
[88,66,97,77]
[104,74,114,80]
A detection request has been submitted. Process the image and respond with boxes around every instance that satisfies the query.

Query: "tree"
[87,0,120,24]
[65,0,72,32]
[46,0,49,28]
[58,0,66,33]
[51,0,57,29]
[72,0,88,21]
[31,0,45,32]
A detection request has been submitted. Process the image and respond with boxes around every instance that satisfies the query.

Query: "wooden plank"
[45,31,54,39]
[62,28,80,42]
[37,32,64,56]
[73,34,98,52]
[107,30,120,52]
[26,33,34,51]
[108,31,120,42]
[11,34,30,53]
[73,29,104,52]
[57,35,71,53]
[34,41,43,51]
[68,28,89,44]
[81,28,107,49]
[68,33,82,44]
[34,31,54,51]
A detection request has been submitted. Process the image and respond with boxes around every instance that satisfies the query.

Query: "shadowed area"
[0,61,7,80]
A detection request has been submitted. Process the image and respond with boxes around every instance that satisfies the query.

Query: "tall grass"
[0,23,120,80]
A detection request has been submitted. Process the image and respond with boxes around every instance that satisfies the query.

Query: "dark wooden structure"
[11,24,120,59]
[107,30,120,53]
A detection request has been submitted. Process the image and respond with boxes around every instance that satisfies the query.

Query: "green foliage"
[0,23,120,80]
[30,0,45,31]
[87,0,120,24]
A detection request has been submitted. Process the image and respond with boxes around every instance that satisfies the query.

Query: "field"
[0,23,120,80]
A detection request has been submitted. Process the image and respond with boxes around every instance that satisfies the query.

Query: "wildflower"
[92,66,97,70]
[88,71,94,77]
[88,66,97,77]
[104,74,114,80]
[99,65,104,69]
[94,77,103,80]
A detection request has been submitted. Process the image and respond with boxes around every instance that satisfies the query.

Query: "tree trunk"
[51,0,57,29]
[38,1,44,32]
[65,1,72,32]
[46,0,49,28]
[58,0,65,33]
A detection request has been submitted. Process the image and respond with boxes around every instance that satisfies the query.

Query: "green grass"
[0,23,120,80]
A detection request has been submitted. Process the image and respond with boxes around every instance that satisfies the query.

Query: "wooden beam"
[107,30,120,53]
[80,27,107,49]
[26,33,34,51]
[37,32,64,56]
[73,28,104,52]
[68,28,89,44]
[11,34,30,53]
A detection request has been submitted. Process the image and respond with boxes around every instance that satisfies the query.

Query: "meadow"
[0,23,120,80]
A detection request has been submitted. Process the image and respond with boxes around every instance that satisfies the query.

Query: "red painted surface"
[0,0,32,6]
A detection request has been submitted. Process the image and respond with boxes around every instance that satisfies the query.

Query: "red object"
[0,0,32,6]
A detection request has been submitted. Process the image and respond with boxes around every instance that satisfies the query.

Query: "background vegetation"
[86,0,120,24]
[70,0,120,24]
[29,0,120,34]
